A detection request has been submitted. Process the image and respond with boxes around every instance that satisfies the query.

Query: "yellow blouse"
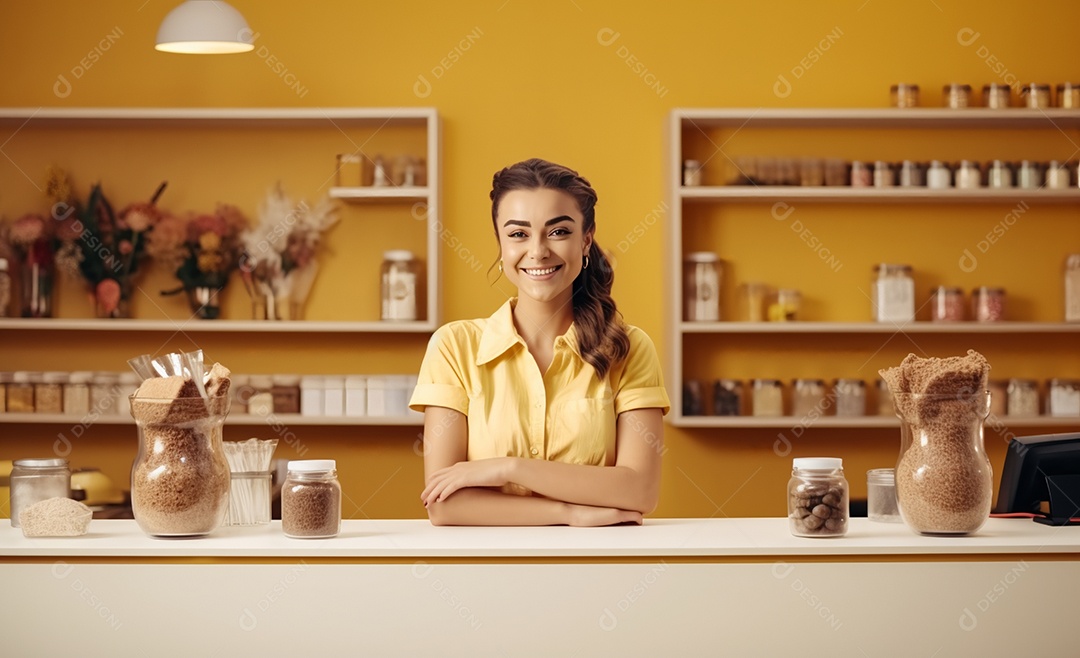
[409,299,670,468]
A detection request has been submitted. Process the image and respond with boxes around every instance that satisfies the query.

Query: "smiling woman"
[409,158,671,526]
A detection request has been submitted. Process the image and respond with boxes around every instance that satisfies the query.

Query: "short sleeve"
[614,327,671,416]
[409,325,470,415]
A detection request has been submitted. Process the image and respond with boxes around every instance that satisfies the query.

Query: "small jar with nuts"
[788,457,849,538]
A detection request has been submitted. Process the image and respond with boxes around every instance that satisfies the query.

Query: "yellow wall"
[2,1,1080,519]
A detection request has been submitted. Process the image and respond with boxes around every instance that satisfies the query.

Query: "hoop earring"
[498,261,503,272]
[583,256,590,270]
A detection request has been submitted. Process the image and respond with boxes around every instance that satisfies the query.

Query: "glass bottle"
[1045,161,1071,189]
[90,372,119,416]
[872,264,915,323]
[712,379,742,416]
[381,250,420,321]
[768,288,800,322]
[788,457,849,538]
[930,286,964,322]
[982,83,1011,109]
[682,159,702,186]
[898,160,924,187]
[892,390,992,535]
[943,83,972,109]
[955,160,982,189]
[683,252,721,322]
[64,371,92,415]
[873,161,894,187]
[752,379,784,416]
[739,282,769,322]
[890,83,919,108]
[1017,160,1042,189]
[792,379,826,417]
[10,458,71,528]
[987,160,1013,188]
[867,468,902,523]
[682,380,704,416]
[850,161,872,187]
[972,286,1005,322]
[926,160,952,189]
[19,240,54,318]
[1057,82,1080,109]
[7,371,34,412]
[0,257,11,317]
[1065,254,1080,323]
[282,459,342,539]
[1021,83,1052,109]
[834,378,866,416]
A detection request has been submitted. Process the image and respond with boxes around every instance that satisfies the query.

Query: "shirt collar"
[476,298,581,366]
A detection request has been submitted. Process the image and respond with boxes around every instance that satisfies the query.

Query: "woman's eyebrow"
[502,215,576,228]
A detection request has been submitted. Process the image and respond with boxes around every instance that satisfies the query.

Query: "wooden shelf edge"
[0,413,423,427]
[329,186,429,200]
[0,319,437,333]
[674,107,1080,128]
[679,187,1080,204]
[679,321,1080,334]
[668,415,1080,429]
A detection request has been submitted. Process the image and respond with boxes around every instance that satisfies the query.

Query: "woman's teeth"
[524,266,559,276]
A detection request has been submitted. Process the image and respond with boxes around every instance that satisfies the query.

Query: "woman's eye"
[508,230,526,238]
[550,228,571,237]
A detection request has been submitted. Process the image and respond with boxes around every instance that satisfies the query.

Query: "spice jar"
[682,160,702,186]
[834,378,866,416]
[955,160,982,189]
[682,380,704,416]
[987,160,1013,188]
[792,379,826,417]
[1049,379,1080,417]
[943,83,972,109]
[850,161,872,187]
[1045,161,1071,189]
[1057,83,1080,109]
[876,378,895,416]
[972,286,1005,322]
[683,252,721,322]
[0,372,10,412]
[271,374,301,414]
[867,468,902,523]
[0,257,11,317]
[8,372,35,412]
[1066,254,1080,322]
[115,372,140,419]
[926,160,952,189]
[873,161,894,188]
[10,458,70,528]
[282,459,342,539]
[381,250,420,321]
[247,375,274,416]
[1021,83,1052,109]
[62,371,91,416]
[982,84,1011,109]
[1007,378,1040,416]
[739,282,769,322]
[768,288,800,322]
[713,379,742,416]
[930,286,964,322]
[752,379,784,417]
[898,160,924,187]
[89,372,119,416]
[824,159,849,186]
[890,83,919,108]
[799,158,824,186]
[34,372,65,414]
[1017,160,1042,189]
[872,264,915,323]
[788,457,849,538]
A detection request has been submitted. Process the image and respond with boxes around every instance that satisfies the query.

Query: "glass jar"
[225,471,272,526]
[788,457,849,538]
[0,257,11,317]
[893,391,992,535]
[872,264,915,323]
[682,159,702,187]
[955,160,981,189]
[8,371,34,412]
[129,395,231,537]
[89,372,119,416]
[867,468,902,523]
[682,380,704,416]
[1007,378,1040,416]
[683,252,721,322]
[229,373,251,416]
[943,83,972,109]
[34,372,66,414]
[834,378,866,416]
[890,83,919,108]
[271,374,301,414]
[1065,254,1080,323]
[988,380,1007,417]
[0,372,10,412]
[873,161,894,188]
[972,286,1005,322]
[282,459,342,539]
[381,250,420,321]
[1016,160,1042,189]
[898,160,924,187]
[1045,160,1071,189]
[115,372,140,419]
[876,378,895,416]
[930,286,964,322]
[738,282,769,322]
[824,159,848,186]
[987,160,1013,189]
[246,375,274,416]
[982,83,1011,109]
[792,379,826,417]
[768,288,800,322]
[752,379,784,417]
[1048,378,1080,417]
[1057,82,1080,109]
[850,161,872,187]
[799,158,824,186]
[10,458,71,528]
[712,379,742,416]
[63,371,92,415]
[1021,83,1052,109]
[926,160,952,189]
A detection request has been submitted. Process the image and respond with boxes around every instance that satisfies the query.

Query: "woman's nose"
[528,237,550,259]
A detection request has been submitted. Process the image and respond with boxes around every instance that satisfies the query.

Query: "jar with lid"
[890,83,919,108]
[988,379,1007,417]
[0,257,11,317]
[8,371,34,412]
[834,378,866,416]
[381,250,420,321]
[955,161,982,189]
[323,376,345,416]
[1048,379,1080,417]
[89,372,119,416]
[713,379,742,416]
[0,372,10,413]
[10,458,70,528]
[972,286,1005,322]
[799,158,824,186]
[982,83,1011,109]
[1016,160,1042,189]
[115,372,140,419]
[930,286,964,322]
[1021,83,1052,109]
[788,457,849,538]
[926,160,952,189]
[35,372,66,414]
[943,83,972,109]
[876,378,895,416]
[767,288,800,322]
[898,160,924,187]
[872,264,915,323]
[738,282,769,322]
[247,375,274,416]
[752,379,784,417]
[1007,378,1040,416]
[300,375,325,417]
[867,468,902,523]
[873,161,894,188]
[792,379,826,417]
[682,380,704,416]
[682,159,702,186]
[987,160,1013,189]
[683,252,721,322]
[1045,161,1071,189]
[1057,82,1080,109]
[271,374,301,414]
[1065,255,1080,322]
[850,161,872,187]
[63,371,92,415]
[282,459,342,539]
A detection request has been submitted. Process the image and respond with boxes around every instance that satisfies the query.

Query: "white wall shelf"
[0,318,436,333]
[675,107,1080,128]
[672,415,1078,429]
[680,187,1080,204]
[329,186,430,201]
[679,321,1080,334]
[0,412,422,427]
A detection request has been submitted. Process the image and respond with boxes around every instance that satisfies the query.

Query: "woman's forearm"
[509,459,658,514]
[426,488,568,526]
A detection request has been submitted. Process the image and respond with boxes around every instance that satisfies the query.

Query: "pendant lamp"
[156,1,254,54]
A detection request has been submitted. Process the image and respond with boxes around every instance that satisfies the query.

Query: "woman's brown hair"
[490,158,629,378]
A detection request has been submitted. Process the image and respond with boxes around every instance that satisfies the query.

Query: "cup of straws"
[223,438,278,526]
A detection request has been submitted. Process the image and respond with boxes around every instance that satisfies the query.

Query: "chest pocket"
[550,398,616,465]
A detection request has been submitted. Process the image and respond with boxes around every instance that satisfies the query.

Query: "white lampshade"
[155,1,254,54]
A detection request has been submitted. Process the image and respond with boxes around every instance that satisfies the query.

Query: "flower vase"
[893,391,992,535]
[187,286,223,320]
[94,278,133,319]
[19,239,54,318]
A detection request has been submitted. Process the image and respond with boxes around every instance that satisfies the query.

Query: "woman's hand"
[564,504,643,527]
[422,457,515,507]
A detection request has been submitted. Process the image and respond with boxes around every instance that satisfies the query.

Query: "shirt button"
[530,447,539,456]
[535,402,543,409]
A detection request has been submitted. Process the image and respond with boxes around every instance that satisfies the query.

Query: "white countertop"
[2,518,1079,558]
